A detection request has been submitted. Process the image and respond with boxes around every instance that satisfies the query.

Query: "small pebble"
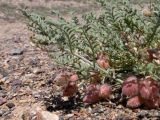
[0,90,7,97]
[0,97,7,105]
[137,111,149,118]
[66,114,74,118]
[117,105,123,109]
[0,68,8,77]
[11,79,22,86]
[37,110,59,120]
[92,108,104,114]
[0,109,5,116]
[59,116,64,120]
[6,102,15,109]
[32,92,41,99]
[32,68,44,74]
[116,115,130,120]
[29,58,39,66]
[10,48,24,55]
[2,110,11,116]
[154,111,160,117]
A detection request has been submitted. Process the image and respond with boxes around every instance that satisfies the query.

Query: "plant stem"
[73,52,123,83]
[64,30,73,53]
[83,29,96,68]
[147,14,160,45]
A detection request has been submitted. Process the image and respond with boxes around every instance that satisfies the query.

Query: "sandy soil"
[0,0,160,120]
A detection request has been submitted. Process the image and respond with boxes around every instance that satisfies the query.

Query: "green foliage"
[22,0,160,83]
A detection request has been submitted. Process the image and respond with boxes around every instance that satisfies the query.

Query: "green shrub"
[22,0,160,84]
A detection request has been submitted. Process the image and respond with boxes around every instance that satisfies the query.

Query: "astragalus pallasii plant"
[22,0,160,109]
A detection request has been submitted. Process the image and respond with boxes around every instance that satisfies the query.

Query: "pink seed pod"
[143,97,159,109]
[85,84,100,94]
[63,81,78,97]
[83,93,100,104]
[99,84,111,99]
[83,84,100,104]
[96,59,109,69]
[139,78,159,100]
[127,96,143,108]
[96,52,110,69]
[122,75,139,97]
[70,73,78,82]
[55,73,69,86]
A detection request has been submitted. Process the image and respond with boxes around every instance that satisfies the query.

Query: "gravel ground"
[0,0,160,120]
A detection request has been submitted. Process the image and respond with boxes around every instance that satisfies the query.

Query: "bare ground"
[0,0,160,120]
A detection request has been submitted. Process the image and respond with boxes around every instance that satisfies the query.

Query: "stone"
[6,102,15,109]
[0,109,5,116]
[59,116,64,120]
[2,109,11,116]
[137,111,149,119]
[11,79,22,86]
[11,79,22,92]
[21,111,30,120]
[115,114,130,120]
[29,58,40,66]
[0,97,7,106]
[10,48,24,55]
[32,91,41,99]
[32,68,44,74]
[37,110,59,120]
[154,111,160,117]
[0,68,8,77]
[0,90,7,97]
[92,108,104,114]
[66,114,74,118]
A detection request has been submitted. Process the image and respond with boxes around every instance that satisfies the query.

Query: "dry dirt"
[0,0,160,120]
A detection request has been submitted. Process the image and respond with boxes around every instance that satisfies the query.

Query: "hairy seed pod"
[96,59,109,69]
[63,81,78,97]
[83,84,100,104]
[70,73,78,82]
[139,78,159,100]
[99,84,111,99]
[127,96,143,108]
[143,97,159,109]
[55,73,69,86]
[122,75,139,97]
[96,52,109,69]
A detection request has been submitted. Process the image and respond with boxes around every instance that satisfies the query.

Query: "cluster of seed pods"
[55,71,111,103]
[96,52,110,69]
[83,84,111,104]
[55,72,78,97]
[82,52,111,103]
[55,71,160,109]
[122,76,160,109]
